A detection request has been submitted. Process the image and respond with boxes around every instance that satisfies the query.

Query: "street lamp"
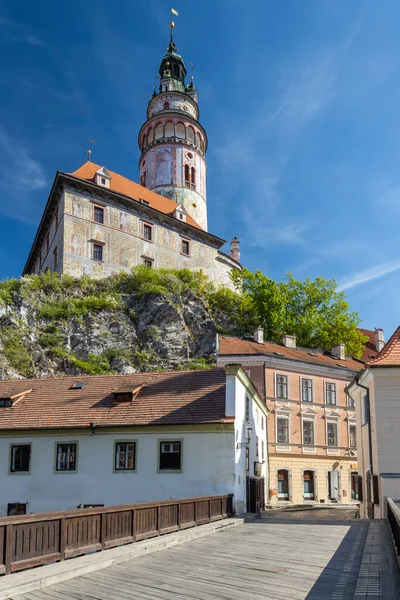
[237,425,253,449]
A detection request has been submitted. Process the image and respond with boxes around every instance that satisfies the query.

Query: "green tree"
[231,269,368,357]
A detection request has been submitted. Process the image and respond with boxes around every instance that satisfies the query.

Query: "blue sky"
[1,0,399,339]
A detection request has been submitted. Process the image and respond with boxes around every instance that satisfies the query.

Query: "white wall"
[0,429,235,516]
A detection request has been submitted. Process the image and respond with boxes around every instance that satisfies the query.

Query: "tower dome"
[138,23,208,230]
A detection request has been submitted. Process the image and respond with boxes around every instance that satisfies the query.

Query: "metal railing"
[0,494,233,576]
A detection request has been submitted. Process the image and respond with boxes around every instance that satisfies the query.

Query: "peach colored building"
[217,328,381,506]
[348,326,400,519]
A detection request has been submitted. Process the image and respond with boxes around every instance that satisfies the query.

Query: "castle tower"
[138,22,208,230]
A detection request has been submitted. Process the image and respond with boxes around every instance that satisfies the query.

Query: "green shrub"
[103,347,133,362]
[0,279,20,305]
[37,294,122,319]
[70,353,112,375]
[0,327,34,377]
[175,357,215,371]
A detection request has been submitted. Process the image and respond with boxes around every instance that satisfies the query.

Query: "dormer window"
[95,167,111,188]
[173,204,187,223]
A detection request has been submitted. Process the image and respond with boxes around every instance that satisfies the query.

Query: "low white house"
[347,326,400,518]
[0,366,268,516]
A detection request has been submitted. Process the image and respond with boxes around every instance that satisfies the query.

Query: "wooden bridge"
[1,499,400,599]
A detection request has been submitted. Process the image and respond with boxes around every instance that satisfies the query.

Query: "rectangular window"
[181,239,190,256]
[261,440,265,460]
[301,378,313,402]
[245,447,249,472]
[327,422,338,447]
[303,421,314,445]
[143,258,153,268]
[362,394,370,424]
[93,244,103,261]
[256,435,259,459]
[276,374,288,399]
[349,425,357,448]
[10,444,31,473]
[56,443,77,471]
[277,417,289,443]
[115,442,136,471]
[325,382,337,405]
[94,206,104,224]
[7,503,26,516]
[53,246,58,270]
[159,441,181,471]
[143,223,152,241]
[347,395,355,408]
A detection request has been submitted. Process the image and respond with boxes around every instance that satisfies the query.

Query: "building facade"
[22,27,241,287]
[348,326,400,519]
[0,367,268,516]
[218,328,382,506]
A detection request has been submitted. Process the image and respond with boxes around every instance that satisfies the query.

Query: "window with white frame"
[276,374,288,399]
[347,394,355,408]
[56,443,77,471]
[327,422,338,446]
[303,420,314,445]
[115,442,136,471]
[159,441,181,471]
[349,424,357,448]
[301,378,313,402]
[277,417,289,443]
[325,382,337,405]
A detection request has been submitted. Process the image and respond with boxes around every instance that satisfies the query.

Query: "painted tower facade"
[138,27,208,231]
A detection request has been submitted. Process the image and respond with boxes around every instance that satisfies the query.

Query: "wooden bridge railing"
[0,494,233,576]
[386,498,400,568]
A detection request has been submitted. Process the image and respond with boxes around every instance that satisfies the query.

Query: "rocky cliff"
[0,268,252,380]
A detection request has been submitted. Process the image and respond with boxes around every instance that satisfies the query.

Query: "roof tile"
[366,325,400,367]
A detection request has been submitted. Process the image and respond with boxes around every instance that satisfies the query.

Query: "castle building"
[23,25,240,287]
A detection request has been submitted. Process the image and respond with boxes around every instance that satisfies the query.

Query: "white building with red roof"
[22,27,241,287]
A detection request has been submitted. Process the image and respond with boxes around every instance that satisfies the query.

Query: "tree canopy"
[230,269,368,358]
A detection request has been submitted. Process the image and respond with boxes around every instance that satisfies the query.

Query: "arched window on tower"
[141,134,146,149]
[187,127,195,144]
[191,167,196,190]
[148,128,154,144]
[155,123,163,140]
[165,122,174,138]
[173,64,180,78]
[184,164,190,188]
[163,102,170,110]
[176,123,185,139]
[140,171,147,187]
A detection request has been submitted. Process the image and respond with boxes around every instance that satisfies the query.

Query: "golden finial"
[87,139,96,162]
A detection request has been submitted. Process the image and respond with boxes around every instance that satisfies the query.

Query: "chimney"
[331,343,345,361]
[374,328,385,353]
[282,334,296,348]
[230,237,240,262]
[253,326,264,344]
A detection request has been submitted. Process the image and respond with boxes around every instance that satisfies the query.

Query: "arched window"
[173,64,180,78]
[155,123,163,140]
[191,167,196,190]
[148,128,154,144]
[165,122,174,138]
[176,123,185,139]
[303,470,316,501]
[163,102,170,110]
[184,164,190,187]
[277,469,290,501]
[140,171,147,187]
[187,127,195,143]
[141,134,146,148]
[199,136,204,152]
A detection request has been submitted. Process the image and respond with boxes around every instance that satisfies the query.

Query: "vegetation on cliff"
[0,266,367,379]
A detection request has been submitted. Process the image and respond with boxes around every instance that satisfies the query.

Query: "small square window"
[159,441,181,471]
[101,177,106,185]
[115,442,136,471]
[181,240,190,256]
[56,443,77,471]
[143,224,152,241]
[143,258,153,268]
[93,244,103,261]
[10,444,31,473]
[7,503,26,516]
[94,206,104,224]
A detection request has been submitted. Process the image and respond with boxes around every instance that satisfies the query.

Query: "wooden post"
[157,505,161,535]
[60,517,67,561]
[5,524,13,575]
[132,509,136,542]
[100,512,106,550]
[177,502,181,530]
[208,498,211,522]
[194,501,198,525]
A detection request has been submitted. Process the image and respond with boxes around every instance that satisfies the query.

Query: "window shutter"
[373,474,380,505]
[358,475,363,502]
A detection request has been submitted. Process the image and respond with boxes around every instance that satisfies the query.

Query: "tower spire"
[168,9,179,53]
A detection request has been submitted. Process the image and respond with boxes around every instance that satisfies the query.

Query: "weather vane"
[87,139,96,162]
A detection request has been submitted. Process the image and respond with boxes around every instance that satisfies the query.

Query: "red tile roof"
[67,162,202,231]
[358,328,378,362]
[218,335,366,373]
[0,370,229,431]
[366,325,400,367]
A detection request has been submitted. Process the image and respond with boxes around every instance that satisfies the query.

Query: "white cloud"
[0,129,46,221]
[338,261,400,291]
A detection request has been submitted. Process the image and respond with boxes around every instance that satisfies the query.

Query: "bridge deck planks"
[13,519,369,600]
